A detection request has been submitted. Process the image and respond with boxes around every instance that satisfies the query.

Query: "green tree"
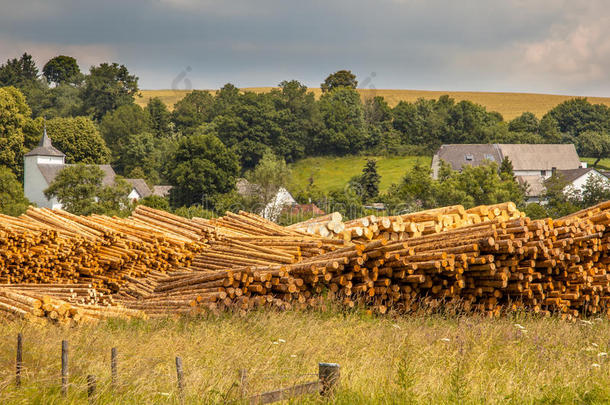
[44,164,132,216]
[359,159,381,201]
[0,86,29,178]
[99,104,151,156]
[245,151,290,215]
[542,173,579,218]
[499,157,514,177]
[42,55,81,85]
[577,131,610,166]
[44,164,104,215]
[269,80,322,161]
[30,117,111,164]
[0,166,30,216]
[38,83,83,118]
[147,97,173,138]
[208,91,281,169]
[171,90,214,133]
[0,53,39,87]
[321,70,358,93]
[545,98,610,137]
[114,132,172,185]
[96,177,133,217]
[317,87,366,155]
[166,132,240,207]
[138,195,170,211]
[508,112,539,133]
[81,63,139,120]
[580,174,610,208]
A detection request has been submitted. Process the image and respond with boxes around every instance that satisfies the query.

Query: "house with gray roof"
[431,144,595,202]
[24,127,151,209]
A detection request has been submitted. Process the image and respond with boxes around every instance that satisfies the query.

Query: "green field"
[288,155,431,194]
[582,157,610,171]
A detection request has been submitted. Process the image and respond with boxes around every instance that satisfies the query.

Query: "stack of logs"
[6,201,610,322]
[288,203,524,242]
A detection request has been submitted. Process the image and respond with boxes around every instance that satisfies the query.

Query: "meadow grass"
[2,309,610,404]
[288,155,431,194]
[137,88,610,120]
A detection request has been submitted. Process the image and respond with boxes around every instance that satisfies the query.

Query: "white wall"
[566,170,608,193]
[24,155,64,209]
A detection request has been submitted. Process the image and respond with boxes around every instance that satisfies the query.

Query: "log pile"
[7,201,610,322]
[0,206,208,290]
[288,203,525,242]
[0,285,146,325]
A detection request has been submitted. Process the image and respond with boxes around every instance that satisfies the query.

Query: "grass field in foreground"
[288,155,431,194]
[138,88,610,120]
[2,311,610,404]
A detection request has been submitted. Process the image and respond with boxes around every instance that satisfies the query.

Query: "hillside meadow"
[137,88,610,120]
[2,310,610,404]
[288,155,431,194]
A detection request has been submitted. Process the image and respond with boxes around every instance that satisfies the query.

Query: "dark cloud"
[0,0,608,95]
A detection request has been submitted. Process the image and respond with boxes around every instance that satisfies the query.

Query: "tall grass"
[2,309,610,404]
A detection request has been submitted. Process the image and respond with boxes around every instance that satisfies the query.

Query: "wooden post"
[319,362,340,396]
[16,333,22,387]
[238,368,248,397]
[111,347,117,389]
[175,356,184,403]
[87,374,96,403]
[61,340,68,396]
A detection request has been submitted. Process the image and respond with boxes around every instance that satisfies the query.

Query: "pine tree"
[499,157,514,177]
[361,159,381,201]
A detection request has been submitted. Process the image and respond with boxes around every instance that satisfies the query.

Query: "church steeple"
[40,122,52,148]
[24,123,65,159]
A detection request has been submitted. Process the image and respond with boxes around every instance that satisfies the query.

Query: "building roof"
[516,175,546,197]
[434,144,582,174]
[284,203,325,216]
[498,144,581,171]
[126,179,152,198]
[24,126,65,157]
[555,168,596,183]
[152,185,173,197]
[235,178,261,196]
[37,164,117,187]
[434,144,502,172]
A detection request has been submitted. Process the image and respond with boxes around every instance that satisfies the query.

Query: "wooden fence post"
[318,362,340,396]
[61,340,68,396]
[87,374,96,403]
[175,356,184,403]
[16,333,22,387]
[238,368,248,397]
[111,347,118,389]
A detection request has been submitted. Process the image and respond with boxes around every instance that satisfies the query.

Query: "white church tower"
[24,126,65,209]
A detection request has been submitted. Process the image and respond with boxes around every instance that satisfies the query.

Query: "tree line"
[2,52,610,218]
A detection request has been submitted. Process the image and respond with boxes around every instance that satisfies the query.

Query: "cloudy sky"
[1,0,608,95]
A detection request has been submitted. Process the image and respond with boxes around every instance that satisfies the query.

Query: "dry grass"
[2,308,610,404]
[137,88,610,120]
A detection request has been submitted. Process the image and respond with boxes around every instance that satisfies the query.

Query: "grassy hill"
[137,88,610,120]
[287,155,431,194]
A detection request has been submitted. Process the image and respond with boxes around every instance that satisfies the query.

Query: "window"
[541,170,546,176]
[484,154,495,161]
[465,154,474,161]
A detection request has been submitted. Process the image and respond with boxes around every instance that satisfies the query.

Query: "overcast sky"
[1,0,608,95]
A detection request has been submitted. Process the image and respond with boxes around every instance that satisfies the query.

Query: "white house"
[24,127,151,209]
[235,178,296,220]
[431,144,591,202]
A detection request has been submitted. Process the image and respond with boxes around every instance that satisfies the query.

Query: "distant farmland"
[137,88,610,120]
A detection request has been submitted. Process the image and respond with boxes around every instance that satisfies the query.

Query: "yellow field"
[3,310,610,404]
[137,88,610,120]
